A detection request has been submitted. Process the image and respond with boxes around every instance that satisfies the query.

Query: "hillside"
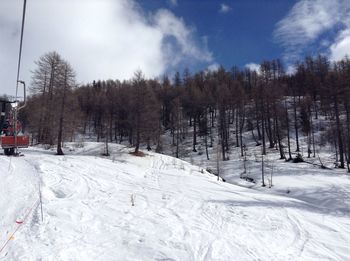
[1,143,350,260]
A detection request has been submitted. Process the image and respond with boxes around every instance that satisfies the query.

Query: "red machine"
[0,82,29,156]
[1,111,29,155]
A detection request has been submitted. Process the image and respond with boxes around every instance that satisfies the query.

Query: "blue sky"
[1,0,350,96]
[138,0,296,71]
[138,0,350,74]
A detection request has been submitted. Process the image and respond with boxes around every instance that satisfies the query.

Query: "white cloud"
[245,63,260,73]
[219,4,232,14]
[154,9,212,67]
[330,29,350,61]
[168,0,178,7]
[274,0,350,63]
[0,0,212,96]
[286,65,296,75]
[207,63,220,72]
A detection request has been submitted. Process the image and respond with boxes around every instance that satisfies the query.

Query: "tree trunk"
[274,105,285,159]
[345,101,350,172]
[266,102,274,148]
[334,95,345,168]
[204,110,209,160]
[57,71,68,156]
[285,99,292,160]
[193,114,197,152]
[261,100,266,155]
[293,94,300,152]
[235,109,239,147]
[255,100,261,139]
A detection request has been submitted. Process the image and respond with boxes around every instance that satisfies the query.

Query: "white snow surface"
[0,142,350,260]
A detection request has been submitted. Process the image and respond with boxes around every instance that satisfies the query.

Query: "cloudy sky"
[1,0,350,96]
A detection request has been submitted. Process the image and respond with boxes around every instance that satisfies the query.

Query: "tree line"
[23,52,350,172]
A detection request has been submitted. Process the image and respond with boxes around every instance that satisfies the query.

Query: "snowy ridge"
[0,143,349,260]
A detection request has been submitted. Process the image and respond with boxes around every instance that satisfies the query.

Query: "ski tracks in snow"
[2,146,350,260]
[0,157,40,260]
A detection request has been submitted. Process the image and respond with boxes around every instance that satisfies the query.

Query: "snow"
[0,142,350,260]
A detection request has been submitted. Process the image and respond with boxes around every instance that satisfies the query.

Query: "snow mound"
[0,143,349,260]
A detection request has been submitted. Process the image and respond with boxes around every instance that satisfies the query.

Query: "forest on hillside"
[20,52,350,172]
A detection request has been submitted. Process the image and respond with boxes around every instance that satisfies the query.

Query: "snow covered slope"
[0,143,350,260]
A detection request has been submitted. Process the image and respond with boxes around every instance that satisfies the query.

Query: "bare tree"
[28,51,76,154]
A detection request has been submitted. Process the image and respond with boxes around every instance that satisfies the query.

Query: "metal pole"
[39,182,44,222]
[16,0,27,90]
[14,0,27,155]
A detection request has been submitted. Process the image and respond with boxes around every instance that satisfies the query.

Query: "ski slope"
[0,143,350,260]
